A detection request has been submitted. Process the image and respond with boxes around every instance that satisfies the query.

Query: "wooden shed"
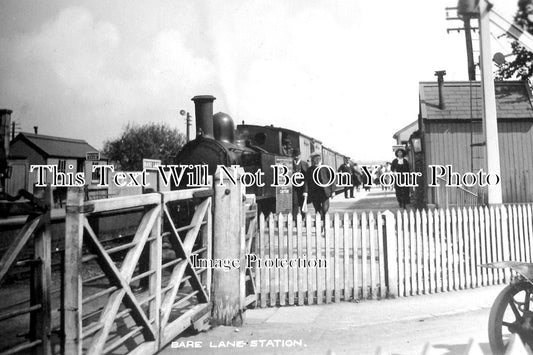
[7,132,107,204]
[417,80,533,205]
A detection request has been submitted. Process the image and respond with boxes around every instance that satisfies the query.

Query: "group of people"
[291,150,368,220]
[291,148,412,217]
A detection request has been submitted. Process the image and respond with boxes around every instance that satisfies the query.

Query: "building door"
[6,161,28,195]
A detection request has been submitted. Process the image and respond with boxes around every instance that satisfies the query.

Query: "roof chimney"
[33,126,38,134]
[434,70,446,110]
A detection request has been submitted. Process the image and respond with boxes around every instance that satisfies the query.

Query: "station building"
[402,80,533,207]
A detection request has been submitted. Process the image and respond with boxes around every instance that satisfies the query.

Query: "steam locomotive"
[175,95,349,215]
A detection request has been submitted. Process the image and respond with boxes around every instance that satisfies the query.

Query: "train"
[234,124,347,170]
[175,95,350,215]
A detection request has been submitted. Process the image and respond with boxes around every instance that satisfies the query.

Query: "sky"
[0,0,520,161]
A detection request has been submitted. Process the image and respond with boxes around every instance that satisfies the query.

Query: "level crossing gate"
[64,187,213,354]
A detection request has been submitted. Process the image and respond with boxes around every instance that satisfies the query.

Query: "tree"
[103,122,186,171]
[495,0,533,84]
[495,42,533,83]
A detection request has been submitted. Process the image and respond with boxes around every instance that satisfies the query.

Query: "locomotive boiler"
[175,96,293,215]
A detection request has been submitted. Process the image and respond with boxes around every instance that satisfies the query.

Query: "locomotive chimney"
[434,70,446,110]
[191,95,216,138]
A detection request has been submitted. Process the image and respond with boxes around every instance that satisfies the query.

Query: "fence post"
[149,194,162,349]
[383,210,398,298]
[64,187,84,354]
[211,167,244,325]
[30,185,52,355]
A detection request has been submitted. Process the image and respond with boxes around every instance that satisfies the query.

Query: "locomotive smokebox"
[213,112,235,144]
[191,95,216,138]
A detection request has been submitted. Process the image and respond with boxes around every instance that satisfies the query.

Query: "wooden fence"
[255,211,389,306]
[0,187,54,355]
[255,204,533,307]
[393,205,531,297]
[3,182,533,352]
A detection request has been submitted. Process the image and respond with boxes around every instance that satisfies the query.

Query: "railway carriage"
[236,124,347,171]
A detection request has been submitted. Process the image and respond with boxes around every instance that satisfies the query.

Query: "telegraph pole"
[477,0,503,205]
[446,7,477,80]
[464,18,476,80]
[180,110,192,142]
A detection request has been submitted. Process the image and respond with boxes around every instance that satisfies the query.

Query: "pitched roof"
[392,120,418,140]
[11,132,99,159]
[419,81,533,120]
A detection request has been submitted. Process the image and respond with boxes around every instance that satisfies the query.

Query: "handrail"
[433,176,482,208]
[436,176,478,197]
[1,186,213,227]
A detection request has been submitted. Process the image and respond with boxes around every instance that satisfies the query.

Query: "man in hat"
[337,157,355,198]
[292,148,309,217]
[305,152,334,222]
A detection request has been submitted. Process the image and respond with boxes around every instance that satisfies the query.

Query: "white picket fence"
[393,205,532,297]
[255,212,388,307]
[254,204,533,307]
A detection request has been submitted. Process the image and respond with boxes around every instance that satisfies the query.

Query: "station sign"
[143,158,162,170]
[86,151,100,161]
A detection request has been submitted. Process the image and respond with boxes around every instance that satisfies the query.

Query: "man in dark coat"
[305,153,334,221]
[337,157,355,198]
[292,148,309,217]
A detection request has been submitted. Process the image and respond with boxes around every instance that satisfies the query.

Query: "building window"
[58,160,66,173]
[77,159,84,173]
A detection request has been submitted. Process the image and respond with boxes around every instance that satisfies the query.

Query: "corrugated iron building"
[418,80,533,205]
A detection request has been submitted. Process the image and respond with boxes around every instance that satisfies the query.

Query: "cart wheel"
[488,281,533,354]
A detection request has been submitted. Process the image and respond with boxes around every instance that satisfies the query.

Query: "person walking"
[305,153,334,222]
[337,157,354,198]
[353,163,362,192]
[391,148,411,209]
[292,148,309,218]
